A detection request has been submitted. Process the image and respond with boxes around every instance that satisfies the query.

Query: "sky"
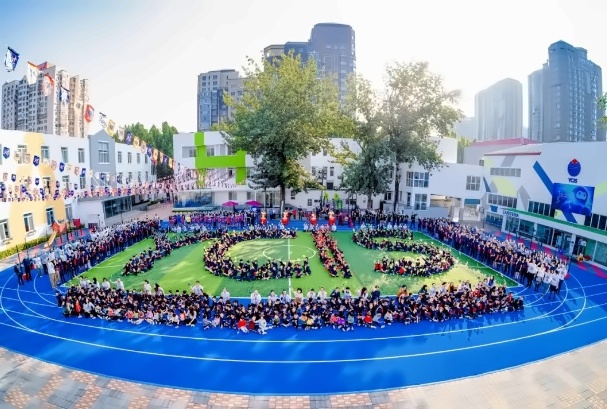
[1,0,607,134]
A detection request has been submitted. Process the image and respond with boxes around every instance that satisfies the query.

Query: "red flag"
[84,104,95,123]
[73,219,81,228]
[52,221,60,233]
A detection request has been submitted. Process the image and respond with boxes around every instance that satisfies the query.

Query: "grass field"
[70,231,517,297]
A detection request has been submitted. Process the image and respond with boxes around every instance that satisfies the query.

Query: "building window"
[406,171,430,188]
[385,191,393,201]
[414,194,428,211]
[23,213,34,233]
[45,208,55,226]
[291,191,296,200]
[127,152,132,164]
[466,176,481,191]
[78,148,85,163]
[61,147,69,163]
[228,191,237,201]
[98,142,110,164]
[311,167,317,176]
[145,171,149,181]
[487,193,518,208]
[406,192,412,207]
[182,146,196,158]
[329,166,335,177]
[41,146,50,160]
[17,145,27,164]
[246,192,254,200]
[145,155,148,164]
[528,201,552,217]
[322,149,327,156]
[136,153,141,164]
[65,204,73,221]
[117,151,122,164]
[137,171,141,182]
[0,219,10,241]
[79,176,86,189]
[62,175,70,190]
[206,146,215,157]
[489,167,521,177]
[478,159,484,166]
[307,199,313,207]
[128,172,133,184]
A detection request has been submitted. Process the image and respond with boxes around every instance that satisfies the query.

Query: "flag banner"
[59,86,70,104]
[2,146,9,159]
[169,158,173,169]
[80,168,86,177]
[162,154,168,165]
[35,177,39,185]
[23,153,31,164]
[51,160,57,170]
[140,140,147,153]
[74,166,80,176]
[4,47,19,72]
[106,119,116,136]
[116,126,125,141]
[133,136,140,147]
[2,173,7,181]
[59,162,65,172]
[32,155,40,166]
[125,132,133,145]
[26,62,40,85]
[41,74,54,96]
[84,104,95,123]
[99,112,107,128]
[11,174,16,182]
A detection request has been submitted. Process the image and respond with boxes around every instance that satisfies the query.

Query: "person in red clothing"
[237,317,249,333]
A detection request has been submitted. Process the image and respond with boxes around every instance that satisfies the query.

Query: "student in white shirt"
[191,281,204,296]
[220,288,230,303]
[542,270,552,293]
[143,280,152,295]
[267,290,278,304]
[257,315,268,335]
[549,273,560,299]
[280,290,291,304]
[534,268,544,292]
[250,290,261,305]
[317,287,327,302]
[111,278,125,291]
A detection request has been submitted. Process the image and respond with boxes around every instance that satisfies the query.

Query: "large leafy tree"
[381,62,462,211]
[126,121,178,179]
[218,52,351,213]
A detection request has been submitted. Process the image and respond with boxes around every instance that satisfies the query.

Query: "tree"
[125,121,178,179]
[337,74,395,209]
[342,140,394,209]
[598,94,607,128]
[381,62,462,211]
[456,137,473,164]
[218,52,351,213]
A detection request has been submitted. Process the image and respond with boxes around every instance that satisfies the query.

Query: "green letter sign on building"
[194,132,247,185]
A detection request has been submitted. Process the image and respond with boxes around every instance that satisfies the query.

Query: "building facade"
[172,131,484,219]
[0,130,156,251]
[481,141,607,266]
[528,41,605,142]
[1,62,90,138]
[196,69,244,131]
[474,78,523,141]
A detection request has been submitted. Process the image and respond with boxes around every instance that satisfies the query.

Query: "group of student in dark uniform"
[203,226,297,280]
[352,227,454,276]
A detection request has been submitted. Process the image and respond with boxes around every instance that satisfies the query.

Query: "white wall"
[115,142,155,185]
[173,133,197,170]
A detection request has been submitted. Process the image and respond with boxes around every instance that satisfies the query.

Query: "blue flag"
[2,146,9,159]
[4,47,19,72]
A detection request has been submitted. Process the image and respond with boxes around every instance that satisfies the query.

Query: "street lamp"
[317,167,327,207]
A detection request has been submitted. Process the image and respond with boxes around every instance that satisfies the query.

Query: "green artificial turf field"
[69,231,517,297]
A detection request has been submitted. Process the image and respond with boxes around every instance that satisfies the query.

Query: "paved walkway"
[0,339,606,408]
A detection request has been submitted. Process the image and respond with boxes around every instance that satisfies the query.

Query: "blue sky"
[1,0,606,133]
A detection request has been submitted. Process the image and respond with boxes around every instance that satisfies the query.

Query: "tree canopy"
[218,52,352,211]
[125,121,178,179]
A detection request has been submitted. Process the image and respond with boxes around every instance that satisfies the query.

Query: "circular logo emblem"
[568,159,581,177]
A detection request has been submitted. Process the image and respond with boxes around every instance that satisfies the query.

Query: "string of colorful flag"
[4,47,200,186]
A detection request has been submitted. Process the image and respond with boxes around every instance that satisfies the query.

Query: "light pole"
[317,167,327,207]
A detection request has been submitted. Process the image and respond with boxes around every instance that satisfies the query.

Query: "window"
[206,146,215,156]
[127,152,132,164]
[228,191,237,200]
[182,146,196,158]
[136,153,141,164]
[78,148,85,163]
[45,208,55,225]
[322,149,327,156]
[414,194,427,210]
[98,142,110,164]
[311,167,317,176]
[128,172,133,184]
[17,145,27,164]
[246,192,254,200]
[466,176,481,191]
[406,192,412,207]
[385,191,393,201]
[406,171,429,188]
[145,155,148,164]
[326,181,334,190]
[65,204,73,221]
[117,151,122,164]
[0,219,10,241]
[291,191,296,200]
[528,201,552,217]
[41,146,50,160]
[79,176,86,189]
[61,147,68,163]
[329,166,335,177]
[489,167,521,177]
[307,199,313,207]
[479,159,484,166]
[23,213,34,233]
[145,171,149,181]
[487,193,518,208]
[62,175,70,190]
[137,171,141,182]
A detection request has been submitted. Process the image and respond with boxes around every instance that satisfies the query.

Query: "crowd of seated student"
[311,227,352,279]
[353,226,414,246]
[203,226,297,280]
[61,278,524,330]
[373,253,453,277]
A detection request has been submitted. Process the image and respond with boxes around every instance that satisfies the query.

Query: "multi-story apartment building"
[1,62,90,138]
[0,130,156,251]
[172,131,484,218]
[263,23,356,102]
[528,41,605,142]
[474,78,523,141]
[196,69,245,131]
